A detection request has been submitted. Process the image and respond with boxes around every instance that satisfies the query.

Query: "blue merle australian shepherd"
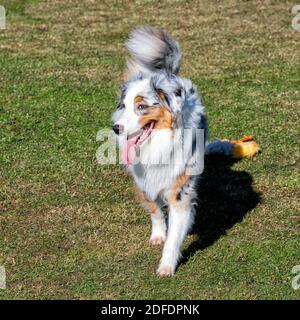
[112,26,259,276]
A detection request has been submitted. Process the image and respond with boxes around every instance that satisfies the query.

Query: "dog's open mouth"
[134,121,155,146]
[122,121,155,165]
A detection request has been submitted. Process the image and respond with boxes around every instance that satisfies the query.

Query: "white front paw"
[156,263,175,277]
[150,235,166,246]
[150,224,166,246]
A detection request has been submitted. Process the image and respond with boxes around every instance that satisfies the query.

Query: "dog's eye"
[137,104,147,110]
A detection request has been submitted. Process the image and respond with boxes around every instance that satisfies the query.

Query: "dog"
[112,26,259,276]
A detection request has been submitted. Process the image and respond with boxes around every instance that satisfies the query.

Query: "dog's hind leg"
[156,175,195,276]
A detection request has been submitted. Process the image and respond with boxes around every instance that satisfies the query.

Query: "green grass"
[0,0,299,299]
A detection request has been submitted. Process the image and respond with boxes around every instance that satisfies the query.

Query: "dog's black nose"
[112,124,122,135]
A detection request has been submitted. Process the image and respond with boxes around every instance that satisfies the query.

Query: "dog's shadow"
[180,155,262,265]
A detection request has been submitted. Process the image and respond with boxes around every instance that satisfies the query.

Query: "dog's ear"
[155,88,170,106]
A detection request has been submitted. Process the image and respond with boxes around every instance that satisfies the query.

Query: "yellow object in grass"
[231,136,260,159]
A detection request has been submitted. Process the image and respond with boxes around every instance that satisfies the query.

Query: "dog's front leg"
[156,205,193,276]
[149,208,167,246]
[156,200,194,277]
[136,188,167,246]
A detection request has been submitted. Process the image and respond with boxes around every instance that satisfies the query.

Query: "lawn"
[0,0,299,299]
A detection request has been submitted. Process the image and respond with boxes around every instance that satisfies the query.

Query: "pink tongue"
[122,138,137,165]
[122,122,154,165]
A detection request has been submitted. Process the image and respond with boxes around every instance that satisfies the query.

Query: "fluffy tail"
[205,136,260,159]
[125,26,181,78]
